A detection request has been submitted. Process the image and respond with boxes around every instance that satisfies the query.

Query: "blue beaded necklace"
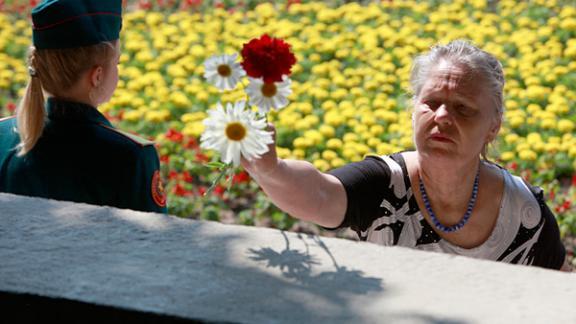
[418,167,480,233]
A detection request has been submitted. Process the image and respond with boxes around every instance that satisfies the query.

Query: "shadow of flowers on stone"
[247,246,320,281]
[247,231,383,294]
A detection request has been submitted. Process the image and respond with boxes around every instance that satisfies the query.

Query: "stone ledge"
[1,192,575,323]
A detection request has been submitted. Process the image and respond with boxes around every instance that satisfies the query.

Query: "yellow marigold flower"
[292,149,306,159]
[309,53,322,63]
[123,110,144,122]
[366,137,381,147]
[400,137,414,149]
[321,100,337,111]
[322,150,338,161]
[330,88,347,100]
[569,146,576,158]
[540,118,556,129]
[324,112,344,127]
[169,91,191,108]
[370,124,385,136]
[304,130,324,145]
[532,141,545,153]
[326,138,343,150]
[342,147,357,160]
[293,137,312,149]
[388,123,401,133]
[354,124,369,135]
[526,103,541,113]
[196,91,209,102]
[276,147,291,159]
[182,122,205,137]
[145,110,171,123]
[508,116,524,128]
[558,119,574,133]
[377,143,395,156]
[298,102,314,114]
[518,149,537,161]
[294,119,310,131]
[343,133,358,142]
[331,158,346,168]
[545,143,561,153]
[548,136,561,144]
[526,133,542,145]
[500,151,515,161]
[375,110,398,122]
[319,125,335,138]
[505,100,519,110]
[313,159,331,172]
[505,133,519,144]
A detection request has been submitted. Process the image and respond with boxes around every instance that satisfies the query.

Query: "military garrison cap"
[32,0,122,49]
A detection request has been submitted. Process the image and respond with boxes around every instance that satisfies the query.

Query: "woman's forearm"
[249,158,346,228]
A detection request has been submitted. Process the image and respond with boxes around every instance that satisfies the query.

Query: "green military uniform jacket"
[0,98,167,213]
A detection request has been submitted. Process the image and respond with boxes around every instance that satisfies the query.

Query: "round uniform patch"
[151,170,167,207]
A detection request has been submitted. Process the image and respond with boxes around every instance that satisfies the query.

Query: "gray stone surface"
[1,192,575,323]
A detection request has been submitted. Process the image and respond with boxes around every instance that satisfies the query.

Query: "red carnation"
[241,34,297,83]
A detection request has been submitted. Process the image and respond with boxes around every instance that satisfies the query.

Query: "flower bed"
[1,0,575,265]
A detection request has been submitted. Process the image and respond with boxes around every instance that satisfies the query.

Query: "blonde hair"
[17,42,116,156]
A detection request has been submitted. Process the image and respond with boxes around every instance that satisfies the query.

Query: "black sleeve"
[528,185,566,270]
[327,155,392,232]
[123,145,167,214]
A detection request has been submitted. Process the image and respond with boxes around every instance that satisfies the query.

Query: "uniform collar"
[46,97,113,127]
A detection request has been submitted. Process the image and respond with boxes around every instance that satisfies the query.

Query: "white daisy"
[245,76,292,113]
[203,53,246,91]
[200,101,273,166]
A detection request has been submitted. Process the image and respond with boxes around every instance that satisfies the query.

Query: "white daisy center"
[217,64,232,77]
[261,82,277,98]
[225,122,247,141]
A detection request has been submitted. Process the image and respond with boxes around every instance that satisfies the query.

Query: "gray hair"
[410,40,505,119]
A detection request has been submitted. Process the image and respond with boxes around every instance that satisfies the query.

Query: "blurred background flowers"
[1,0,575,265]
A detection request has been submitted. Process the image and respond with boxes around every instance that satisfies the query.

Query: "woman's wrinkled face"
[412,60,500,163]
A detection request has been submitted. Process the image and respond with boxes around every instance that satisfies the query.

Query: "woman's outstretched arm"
[241,127,347,228]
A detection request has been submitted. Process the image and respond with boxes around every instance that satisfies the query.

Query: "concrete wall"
[1,192,575,323]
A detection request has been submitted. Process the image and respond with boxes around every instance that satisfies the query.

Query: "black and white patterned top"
[329,153,566,270]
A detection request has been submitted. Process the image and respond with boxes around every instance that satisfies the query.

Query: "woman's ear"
[486,116,501,143]
[89,66,103,88]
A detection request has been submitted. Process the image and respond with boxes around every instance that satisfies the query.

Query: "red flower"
[185,138,198,149]
[286,0,301,8]
[214,185,225,197]
[168,170,179,180]
[166,129,183,143]
[160,155,170,163]
[173,184,191,197]
[183,171,193,183]
[6,101,16,114]
[233,171,250,184]
[241,34,297,83]
[139,0,152,10]
[195,152,209,163]
[509,162,518,172]
[572,175,576,187]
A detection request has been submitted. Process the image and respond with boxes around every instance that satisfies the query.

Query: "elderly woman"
[243,40,570,271]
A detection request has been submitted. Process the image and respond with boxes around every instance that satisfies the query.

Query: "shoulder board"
[0,115,16,123]
[99,124,155,147]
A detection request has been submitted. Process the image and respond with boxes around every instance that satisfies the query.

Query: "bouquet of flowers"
[200,34,297,192]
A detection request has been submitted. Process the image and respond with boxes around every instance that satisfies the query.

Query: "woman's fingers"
[241,123,279,176]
